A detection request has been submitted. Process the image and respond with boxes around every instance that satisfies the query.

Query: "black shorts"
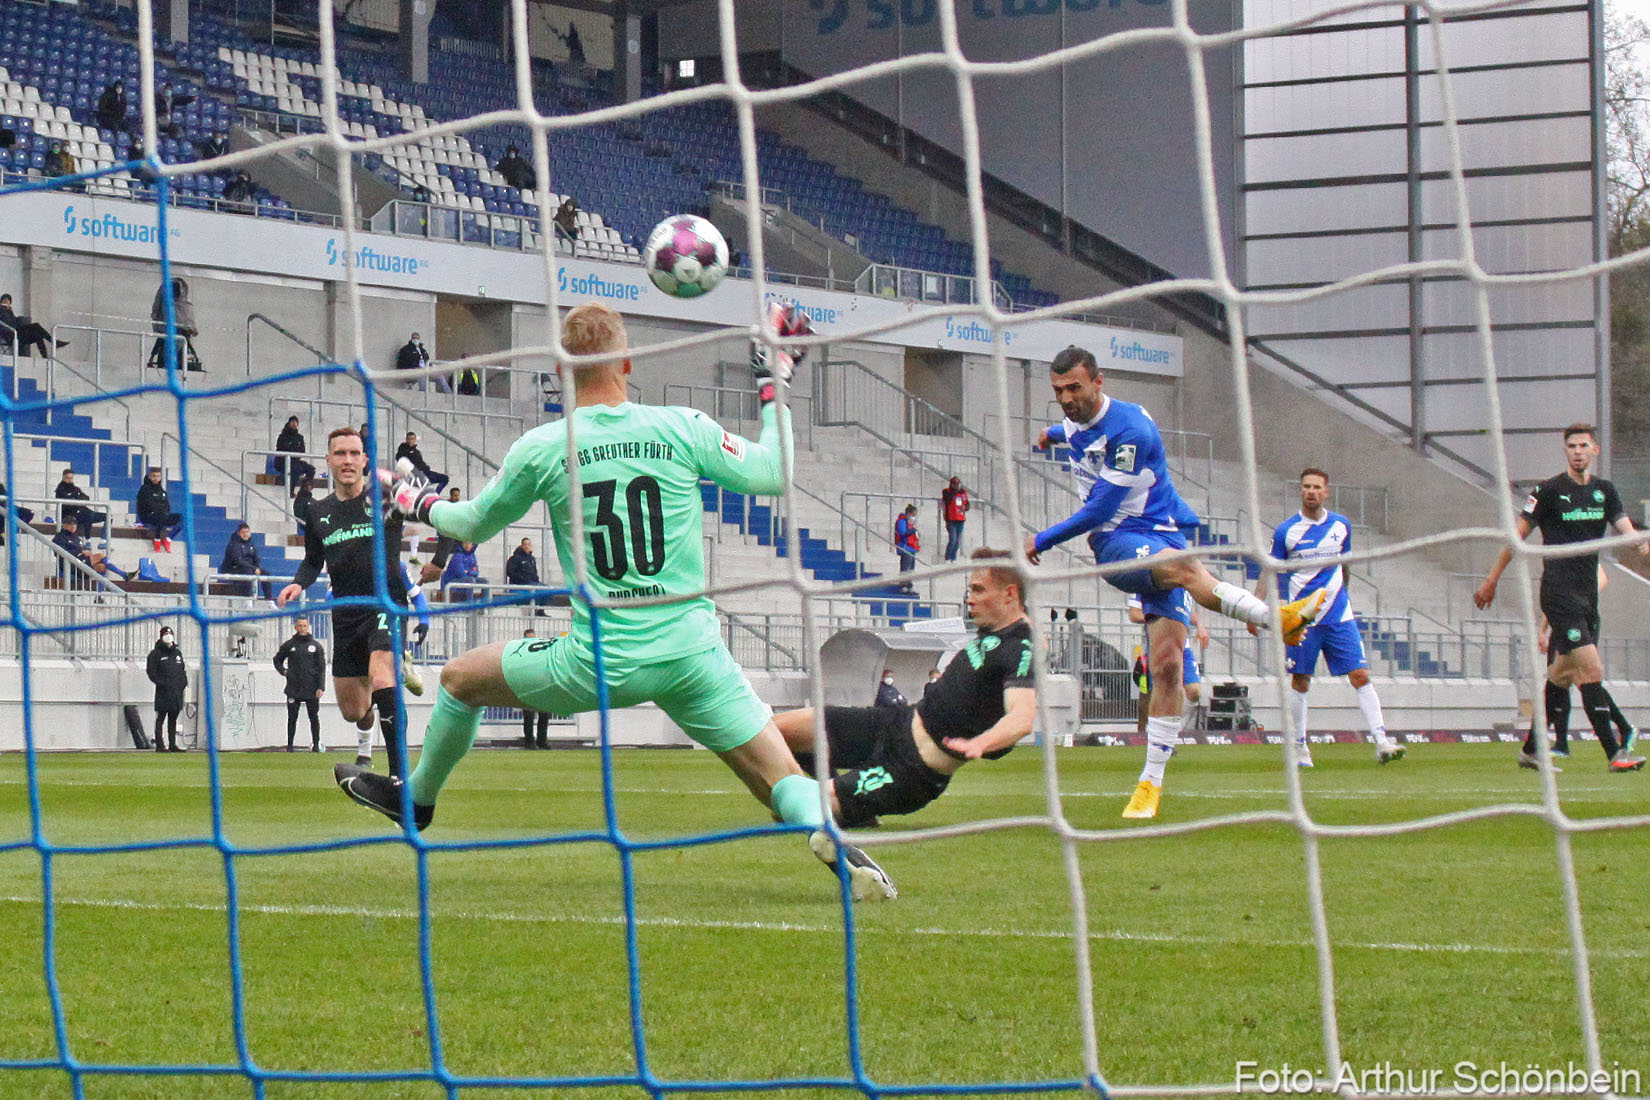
[1546,604,1600,657]
[332,607,395,678]
[820,704,951,827]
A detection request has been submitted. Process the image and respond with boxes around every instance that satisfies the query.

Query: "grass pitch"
[0,742,1645,1100]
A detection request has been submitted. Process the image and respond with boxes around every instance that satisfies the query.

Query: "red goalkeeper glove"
[751,299,813,406]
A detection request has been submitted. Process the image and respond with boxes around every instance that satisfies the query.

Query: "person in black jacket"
[96,78,127,133]
[275,615,327,752]
[0,293,64,358]
[495,144,536,191]
[293,475,315,537]
[135,467,182,552]
[220,522,273,600]
[520,627,551,749]
[505,537,549,612]
[0,480,35,545]
[53,470,105,539]
[52,515,127,589]
[146,626,187,752]
[393,432,448,493]
[274,416,316,495]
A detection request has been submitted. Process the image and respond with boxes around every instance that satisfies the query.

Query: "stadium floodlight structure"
[0,0,1644,1097]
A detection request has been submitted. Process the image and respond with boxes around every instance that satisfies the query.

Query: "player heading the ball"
[334,300,898,902]
[1026,345,1327,819]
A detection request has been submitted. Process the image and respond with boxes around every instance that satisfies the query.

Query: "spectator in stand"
[222,170,255,210]
[275,416,316,495]
[96,78,127,132]
[220,522,274,601]
[135,467,182,552]
[496,144,536,191]
[456,365,482,397]
[441,540,486,603]
[410,183,431,204]
[44,141,79,189]
[396,332,449,393]
[505,536,549,611]
[274,615,326,752]
[293,474,315,537]
[520,626,552,749]
[0,480,36,544]
[54,468,105,538]
[52,515,127,588]
[875,667,908,708]
[148,278,199,373]
[0,293,66,358]
[940,476,970,562]
[394,432,449,494]
[154,81,188,138]
[554,196,579,240]
[145,626,187,752]
[893,503,920,593]
[420,486,464,584]
[197,131,230,178]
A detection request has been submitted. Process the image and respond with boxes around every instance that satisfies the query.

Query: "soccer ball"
[644,215,729,299]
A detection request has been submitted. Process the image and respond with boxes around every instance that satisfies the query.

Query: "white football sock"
[1356,683,1390,745]
[1139,715,1183,786]
[1211,581,1269,626]
[1288,689,1309,747]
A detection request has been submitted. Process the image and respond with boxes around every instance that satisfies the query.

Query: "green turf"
[0,743,1645,1100]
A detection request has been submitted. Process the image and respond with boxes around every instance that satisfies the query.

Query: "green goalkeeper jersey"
[428,400,790,665]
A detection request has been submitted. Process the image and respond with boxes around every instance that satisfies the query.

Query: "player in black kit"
[277,427,411,778]
[1475,425,1649,772]
[772,549,1038,826]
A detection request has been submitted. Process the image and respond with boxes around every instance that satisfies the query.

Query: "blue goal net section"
[0,0,1637,1097]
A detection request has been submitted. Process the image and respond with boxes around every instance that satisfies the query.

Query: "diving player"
[333,301,897,901]
[1255,467,1405,767]
[1475,425,1648,772]
[771,549,1036,826]
[1027,345,1326,819]
[276,427,411,778]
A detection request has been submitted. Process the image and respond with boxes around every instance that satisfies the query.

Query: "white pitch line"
[0,892,1640,960]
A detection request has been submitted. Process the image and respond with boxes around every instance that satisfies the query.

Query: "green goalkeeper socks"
[409,687,481,807]
[769,773,827,828]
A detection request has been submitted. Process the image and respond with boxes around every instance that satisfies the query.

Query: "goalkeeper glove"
[751,298,813,407]
[383,458,441,525]
[413,622,429,646]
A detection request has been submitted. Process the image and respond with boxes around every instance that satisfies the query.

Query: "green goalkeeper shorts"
[499,634,772,753]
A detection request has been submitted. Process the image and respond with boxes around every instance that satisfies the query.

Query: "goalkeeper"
[334,301,896,902]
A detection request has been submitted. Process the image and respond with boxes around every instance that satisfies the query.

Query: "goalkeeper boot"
[1518,751,1561,773]
[334,762,433,831]
[402,651,424,696]
[1608,749,1646,772]
[1121,780,1161,819]
[808,831,897,902]
[1376,741,1406,765]
[1278,589,1327,646]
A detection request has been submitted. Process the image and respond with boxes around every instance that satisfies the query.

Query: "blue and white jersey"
[1271,510,1354,624]
[1034,395,1200,553]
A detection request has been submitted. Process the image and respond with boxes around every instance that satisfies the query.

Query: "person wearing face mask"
[875,668,907,709]
[146,627,188,753]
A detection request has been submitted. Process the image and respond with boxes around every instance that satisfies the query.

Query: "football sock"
[1211,581,1269,626]
[1139,715,1181,786]
[1288,690,1310,750]
[1607,694,1634,738]
[769,773,827,828]
[1579,682,1622,759]
[373,686,404,779]
[1526,680,1570,755]
[1355,683,1388,744]
[409,687,480,807]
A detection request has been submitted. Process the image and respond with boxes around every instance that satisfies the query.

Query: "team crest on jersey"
[1568,627,1582,642]
[720,431,746,461]
[1593,489,1604,502]
[1113,444,1137,473]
